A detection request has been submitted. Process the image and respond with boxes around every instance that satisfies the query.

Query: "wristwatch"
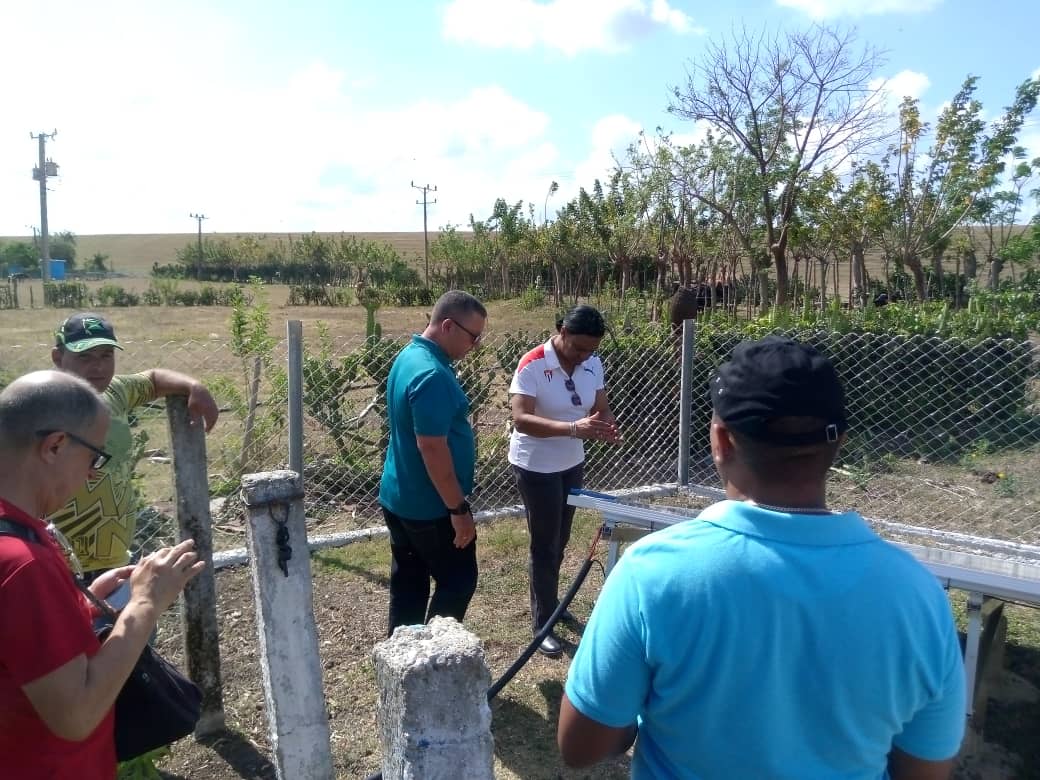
[448,500,472,516]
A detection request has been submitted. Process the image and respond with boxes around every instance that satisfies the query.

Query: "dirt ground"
[150,511,1040,780]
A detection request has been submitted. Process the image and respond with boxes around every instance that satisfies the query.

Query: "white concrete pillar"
[374,617,494,779]
[242,470,333,780]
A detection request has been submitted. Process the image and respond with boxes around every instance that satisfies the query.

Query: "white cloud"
[441,0,703,56]
[572,115,643,190]
[775,0,942,19]
[868,69,932,112]
[0,2,671,237]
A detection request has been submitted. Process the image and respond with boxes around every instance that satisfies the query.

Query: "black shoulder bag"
[0,518,203,761]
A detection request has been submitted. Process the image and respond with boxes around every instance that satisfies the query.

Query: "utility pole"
[411,181,437,288]
[31,130,58,283]
[189,213,208,280]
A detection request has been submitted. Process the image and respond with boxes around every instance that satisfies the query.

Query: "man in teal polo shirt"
[379,290,487,636]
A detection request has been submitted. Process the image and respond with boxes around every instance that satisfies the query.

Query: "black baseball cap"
[710,336,847,446]
[55,312,123,353]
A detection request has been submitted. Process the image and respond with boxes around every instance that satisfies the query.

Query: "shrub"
[518,285,546,311]
[93,284,140,307]
[43,282,88,308]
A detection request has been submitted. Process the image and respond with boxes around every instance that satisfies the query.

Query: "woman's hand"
[575,411,622,443]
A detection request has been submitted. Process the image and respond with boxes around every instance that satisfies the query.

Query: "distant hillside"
[0,231,453,277]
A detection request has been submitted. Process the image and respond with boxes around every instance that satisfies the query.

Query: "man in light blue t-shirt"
[559,336,965,779]
[378,290,486,637]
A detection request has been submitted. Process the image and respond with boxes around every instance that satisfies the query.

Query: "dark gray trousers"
[512,462,584,632]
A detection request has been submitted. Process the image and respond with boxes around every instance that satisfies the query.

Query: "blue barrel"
[49,258,66,280]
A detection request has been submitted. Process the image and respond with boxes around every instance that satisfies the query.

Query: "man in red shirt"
[0,370,204,779]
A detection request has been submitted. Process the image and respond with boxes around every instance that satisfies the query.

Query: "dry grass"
[153,508,1040,779]
[0,231,456,278]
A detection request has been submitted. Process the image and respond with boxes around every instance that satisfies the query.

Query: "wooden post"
[166,396,225,736]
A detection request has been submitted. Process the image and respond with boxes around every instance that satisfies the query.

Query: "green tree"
[876,75,1040,300]
[668,25,888,307]
[49,230,77,270]
[0,241,38,272]
[965,151,1040,288]
[89,252,110,273]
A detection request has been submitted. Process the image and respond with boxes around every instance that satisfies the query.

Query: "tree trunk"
[850,243,867,306]
[771,244,789,308]
[988,256,1004,290]
[757,267,770,312]
[819,258,828,308]
[904,252,927,301]
[963,248,978,280]
[931,246,945,299]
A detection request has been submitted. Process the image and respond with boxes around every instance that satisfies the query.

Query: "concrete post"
[373,617,494,779]
[241,470,333,780]
[165,396,225,736]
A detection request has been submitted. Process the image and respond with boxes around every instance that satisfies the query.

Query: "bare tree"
[669,25,889,307]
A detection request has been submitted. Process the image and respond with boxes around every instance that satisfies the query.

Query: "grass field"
[153,510,1040,779]
[0,280,1036,776]
[0,229,930,302]
[0,232,450,278]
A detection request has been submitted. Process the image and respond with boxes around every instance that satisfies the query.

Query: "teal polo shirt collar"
[699,499,879,547]
[410,334,452,366]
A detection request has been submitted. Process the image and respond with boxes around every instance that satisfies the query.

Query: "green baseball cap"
[56,312,124,353]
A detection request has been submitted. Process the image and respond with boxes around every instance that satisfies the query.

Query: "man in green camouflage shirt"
[47,313,219,579]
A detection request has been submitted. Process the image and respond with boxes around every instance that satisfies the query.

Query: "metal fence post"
[677,318,696,487]
[287,320,304,485]
[166,396,225,736]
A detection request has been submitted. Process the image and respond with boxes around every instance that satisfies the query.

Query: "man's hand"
[451,511,476,549]
[128,539,206,615]
[87,565,134,602]
[187,383,220,432]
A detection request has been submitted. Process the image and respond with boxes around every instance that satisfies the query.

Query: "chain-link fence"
[290,326,681,534]
[676,330,1040,547]
[7,324,1036,556]
[1,325,685,557]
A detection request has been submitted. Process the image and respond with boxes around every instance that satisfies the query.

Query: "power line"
[411,181,437,288]
[189,213,208,280]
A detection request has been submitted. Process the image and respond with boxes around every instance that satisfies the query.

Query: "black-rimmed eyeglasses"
[565,378,583,407]
[450,318,483,344]
[36,429,112,470]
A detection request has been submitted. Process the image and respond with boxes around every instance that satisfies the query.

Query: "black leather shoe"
[538,633,564,657]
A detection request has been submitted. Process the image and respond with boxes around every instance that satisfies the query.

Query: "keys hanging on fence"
[276,524,292,577]
[268,501,293,577]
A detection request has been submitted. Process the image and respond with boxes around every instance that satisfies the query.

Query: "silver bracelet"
[569,421,577,438]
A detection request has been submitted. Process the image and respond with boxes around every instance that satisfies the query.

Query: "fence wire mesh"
[292,326,681,536]
[676,330,1040,547]
[6,324,1036,557]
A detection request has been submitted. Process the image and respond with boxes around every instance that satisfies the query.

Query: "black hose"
[486,554,594,700]
[365,524,604,780]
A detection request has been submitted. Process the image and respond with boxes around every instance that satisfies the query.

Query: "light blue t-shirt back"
[565,501,965,779]
[379,336,475,521]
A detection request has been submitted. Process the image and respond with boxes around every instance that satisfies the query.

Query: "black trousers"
[382,506,478,637]
[512,462,584,632]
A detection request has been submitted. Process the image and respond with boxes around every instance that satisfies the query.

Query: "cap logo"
[81,317,107,335]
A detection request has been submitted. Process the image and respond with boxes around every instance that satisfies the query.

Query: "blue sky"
[1,0,1038,236]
